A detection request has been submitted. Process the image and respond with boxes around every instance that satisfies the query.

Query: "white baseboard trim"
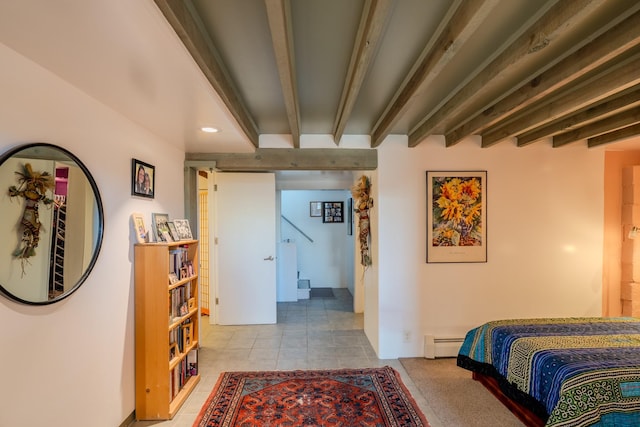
[424,335,464,359]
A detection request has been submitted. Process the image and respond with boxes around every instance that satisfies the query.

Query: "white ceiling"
[0,0,254,154]
[1,0,640,154]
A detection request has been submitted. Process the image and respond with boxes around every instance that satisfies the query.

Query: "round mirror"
[0,143,104,305]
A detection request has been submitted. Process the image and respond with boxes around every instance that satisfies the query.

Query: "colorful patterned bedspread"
[457,317,640,427]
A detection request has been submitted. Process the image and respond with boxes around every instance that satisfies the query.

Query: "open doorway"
[195,169,366,325]
[278,189,355,303]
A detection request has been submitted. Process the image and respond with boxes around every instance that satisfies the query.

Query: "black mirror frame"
[0,143,104,305]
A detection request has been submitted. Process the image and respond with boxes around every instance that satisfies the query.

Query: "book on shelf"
[169,286,192,321]
[187,349,198,376]
[169,348,198,399]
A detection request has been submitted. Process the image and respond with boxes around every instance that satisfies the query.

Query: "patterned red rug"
[193,366,430,426]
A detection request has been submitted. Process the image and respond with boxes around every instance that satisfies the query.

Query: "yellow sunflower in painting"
[432,176,482,246]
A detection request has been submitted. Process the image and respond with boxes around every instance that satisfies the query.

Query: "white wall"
[374,136,604,358]
[280,190,354,289]
[0,43,185,426]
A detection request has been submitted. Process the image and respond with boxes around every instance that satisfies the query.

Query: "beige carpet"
[400,357,526,427]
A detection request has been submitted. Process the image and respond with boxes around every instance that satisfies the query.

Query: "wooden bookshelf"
[134,240,200,420]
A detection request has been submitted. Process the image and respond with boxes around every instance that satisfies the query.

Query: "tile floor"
[129,288,441,427]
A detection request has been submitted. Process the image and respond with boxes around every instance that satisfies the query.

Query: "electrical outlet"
[403,330,411,343]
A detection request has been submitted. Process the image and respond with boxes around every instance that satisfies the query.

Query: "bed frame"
[473,372,546,427]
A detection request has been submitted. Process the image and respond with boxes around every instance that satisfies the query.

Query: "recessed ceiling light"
[201,126,219,133]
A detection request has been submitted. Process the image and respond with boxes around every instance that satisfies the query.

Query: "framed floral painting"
[426,171,487,263]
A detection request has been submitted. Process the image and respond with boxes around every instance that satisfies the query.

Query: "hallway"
[129,288,436,426]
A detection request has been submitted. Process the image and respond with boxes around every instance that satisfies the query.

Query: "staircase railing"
[281,215,314,243]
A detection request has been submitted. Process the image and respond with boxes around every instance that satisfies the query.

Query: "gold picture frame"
[182,323,193,350]
[132,212,147,244]
[169,343,179,361]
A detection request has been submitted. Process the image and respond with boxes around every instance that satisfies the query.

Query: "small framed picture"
[182,323,193,349]
[188,297,196,310]
[131,158,155,198]
[169,273,179,285]
[152,213,171,242]
[323,202,344,223]
[310,201,322,217]
[169,343,179,361]
[173,219,193,240]
[179,302,188,316]
[185,260,194,276]
[132,212,148,243]
[167,222,179,241]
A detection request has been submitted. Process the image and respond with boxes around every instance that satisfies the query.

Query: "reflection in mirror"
[0,143,104,304]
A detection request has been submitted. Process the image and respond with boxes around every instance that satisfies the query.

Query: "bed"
[457,317,640,427]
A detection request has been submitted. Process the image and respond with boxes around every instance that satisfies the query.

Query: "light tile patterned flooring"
[129,289,441,427]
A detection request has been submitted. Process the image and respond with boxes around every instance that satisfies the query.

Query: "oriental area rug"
[193,366,430,426]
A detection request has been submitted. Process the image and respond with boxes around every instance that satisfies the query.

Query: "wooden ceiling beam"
[516,86,640,146]
[186,148,377,171]
[552,106,640,147]
[444,8,640,147]
[265,0,301,148]
[154,0,259,148]
[588,123,640,148]
[408,0,606,148]
[333,0,393,146]
[481,52,640,147]
[370,0,498,148]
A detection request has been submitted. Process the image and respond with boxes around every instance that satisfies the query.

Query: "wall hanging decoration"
[322,201,344,223]
[426,171,487,263]
[347,198,353,236]
[8,163,55,274]
[310,201,322,217]
[351,175,373,266]
[131,158,155,198]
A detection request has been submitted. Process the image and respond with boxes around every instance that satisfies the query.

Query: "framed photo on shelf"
[132,212,148,243]
[169,273,179,285]
[179,302,188,316]
[323,201,344,223]
[310,201,322,217]
[152,213,171,242]
[173,219,193,240]
[188,297,196,311]
[426,170,487,263]
[131,158,155,198]
[182,323,193,349]
[169,343,179,361]
[167,222,179,241]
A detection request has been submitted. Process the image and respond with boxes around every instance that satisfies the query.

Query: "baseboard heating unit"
[424,335,465,359]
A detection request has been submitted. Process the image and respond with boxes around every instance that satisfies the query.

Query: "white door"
[214,172,277,324]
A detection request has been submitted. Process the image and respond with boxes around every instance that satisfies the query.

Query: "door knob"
[263,256,274,261]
